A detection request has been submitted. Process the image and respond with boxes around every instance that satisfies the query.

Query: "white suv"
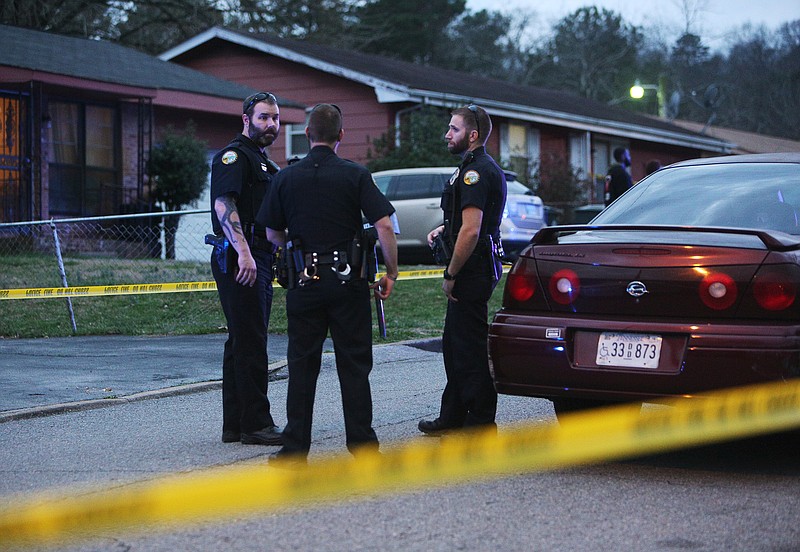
[372,167,546,263]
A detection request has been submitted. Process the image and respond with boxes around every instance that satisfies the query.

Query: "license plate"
[596,332,662,369]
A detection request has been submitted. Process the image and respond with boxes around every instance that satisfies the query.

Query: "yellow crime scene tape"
[1,378,799,548]
[0,268,473,300]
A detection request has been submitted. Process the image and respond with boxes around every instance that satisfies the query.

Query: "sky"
[465,0,799,50]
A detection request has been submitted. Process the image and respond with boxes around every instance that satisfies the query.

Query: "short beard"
[447,135,469,155]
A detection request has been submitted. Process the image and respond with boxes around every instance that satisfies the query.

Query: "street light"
[629,79,665,118]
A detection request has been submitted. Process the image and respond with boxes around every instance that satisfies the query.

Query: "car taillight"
[508,271,536,302]
[549,269,580,305]
[753,266,796,311]
[699,272,737,310]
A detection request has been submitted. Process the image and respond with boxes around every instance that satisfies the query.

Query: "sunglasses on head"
[467,105,481,139]
[244,92,277,114]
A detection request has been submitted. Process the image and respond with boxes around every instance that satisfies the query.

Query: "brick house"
[0,24,305,223]
[161,26,734,203]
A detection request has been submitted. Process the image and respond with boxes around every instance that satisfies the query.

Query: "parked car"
[372,167,546,263]
[488,153,800,421]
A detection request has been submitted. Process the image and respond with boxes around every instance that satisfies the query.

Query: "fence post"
[49,219,77,333]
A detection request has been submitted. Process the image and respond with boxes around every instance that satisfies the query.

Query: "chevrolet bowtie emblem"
[626,281,648,297]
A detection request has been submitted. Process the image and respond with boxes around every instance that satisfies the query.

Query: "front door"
[0,92,30,222]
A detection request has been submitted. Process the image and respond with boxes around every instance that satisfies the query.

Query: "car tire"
[551,398,641,423]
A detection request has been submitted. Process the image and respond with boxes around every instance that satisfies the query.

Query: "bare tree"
[671,0,709,35]
[532,7,643,103]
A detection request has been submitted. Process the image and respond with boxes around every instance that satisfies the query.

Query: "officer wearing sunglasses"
[209,92,283,446]
[420,104,507,436]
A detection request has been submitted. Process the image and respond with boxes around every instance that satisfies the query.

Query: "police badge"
[449,168,460,186]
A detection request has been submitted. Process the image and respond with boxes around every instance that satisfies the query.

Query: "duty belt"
[299,249,359,284]
[304,250,348,267]
[249,233,278,254]
[242,223,278,254]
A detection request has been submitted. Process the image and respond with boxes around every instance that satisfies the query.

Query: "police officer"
[258,103,399,463]
[210,92,282,446]
[419,105,506,435]
[604,147,633,205]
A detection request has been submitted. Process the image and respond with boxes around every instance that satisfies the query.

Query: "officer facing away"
[419,104,507,436]
[258,103,399,463]
[209,92,282,446]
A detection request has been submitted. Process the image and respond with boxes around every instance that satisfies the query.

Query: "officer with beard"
[418,105,506,436]
[209,92,282,446]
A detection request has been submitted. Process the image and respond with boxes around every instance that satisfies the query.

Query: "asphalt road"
[1,336,799,551]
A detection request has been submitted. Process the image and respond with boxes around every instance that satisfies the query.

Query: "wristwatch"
[443,268,456,281]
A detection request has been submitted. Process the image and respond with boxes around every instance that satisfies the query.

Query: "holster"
[487,234,503,282]
[359,225,378,282]
[274,247,291,289]
[281,238,319,287]
[431,233,453,266]
[205,233,232,274]
[285,240,302,289]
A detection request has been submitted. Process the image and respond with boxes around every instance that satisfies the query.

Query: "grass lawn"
[0,255,506,340]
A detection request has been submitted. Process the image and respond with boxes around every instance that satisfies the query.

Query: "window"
[47,101,119,216]
[501,123,540,182]
[286,123,309,159]
[569,131,590,181]
[389,174,443,201]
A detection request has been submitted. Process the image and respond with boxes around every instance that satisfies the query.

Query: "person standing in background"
[644,159,662,176]
[604,147,633,205]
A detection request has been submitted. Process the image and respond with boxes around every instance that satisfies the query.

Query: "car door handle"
[426,203,439,209]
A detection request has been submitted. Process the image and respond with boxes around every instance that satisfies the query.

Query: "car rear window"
[384,173,447,201]
[596,163,800,234]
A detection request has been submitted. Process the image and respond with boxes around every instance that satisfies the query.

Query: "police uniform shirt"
[257,145,394,251]
[446,146,506,237]
[210,133,278,235]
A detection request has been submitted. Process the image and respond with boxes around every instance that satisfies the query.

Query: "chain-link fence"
[0,210,232,337]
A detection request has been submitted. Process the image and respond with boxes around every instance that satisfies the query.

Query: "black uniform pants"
[212,247,275,434]
[438,268,499,428]
[281,271,378,456]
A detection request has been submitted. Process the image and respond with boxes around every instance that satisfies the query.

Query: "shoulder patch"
[221,151,238,165]
[463,170,480,186]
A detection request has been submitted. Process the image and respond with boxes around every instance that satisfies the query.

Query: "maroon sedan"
[489,153,800,420]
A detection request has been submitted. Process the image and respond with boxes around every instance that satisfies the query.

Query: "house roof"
[666,119,800,155]
[161,27,735,153]
[0,24,304,119]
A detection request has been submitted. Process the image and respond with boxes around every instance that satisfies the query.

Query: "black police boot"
[241,425,283,446]
[417,418,457,436]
